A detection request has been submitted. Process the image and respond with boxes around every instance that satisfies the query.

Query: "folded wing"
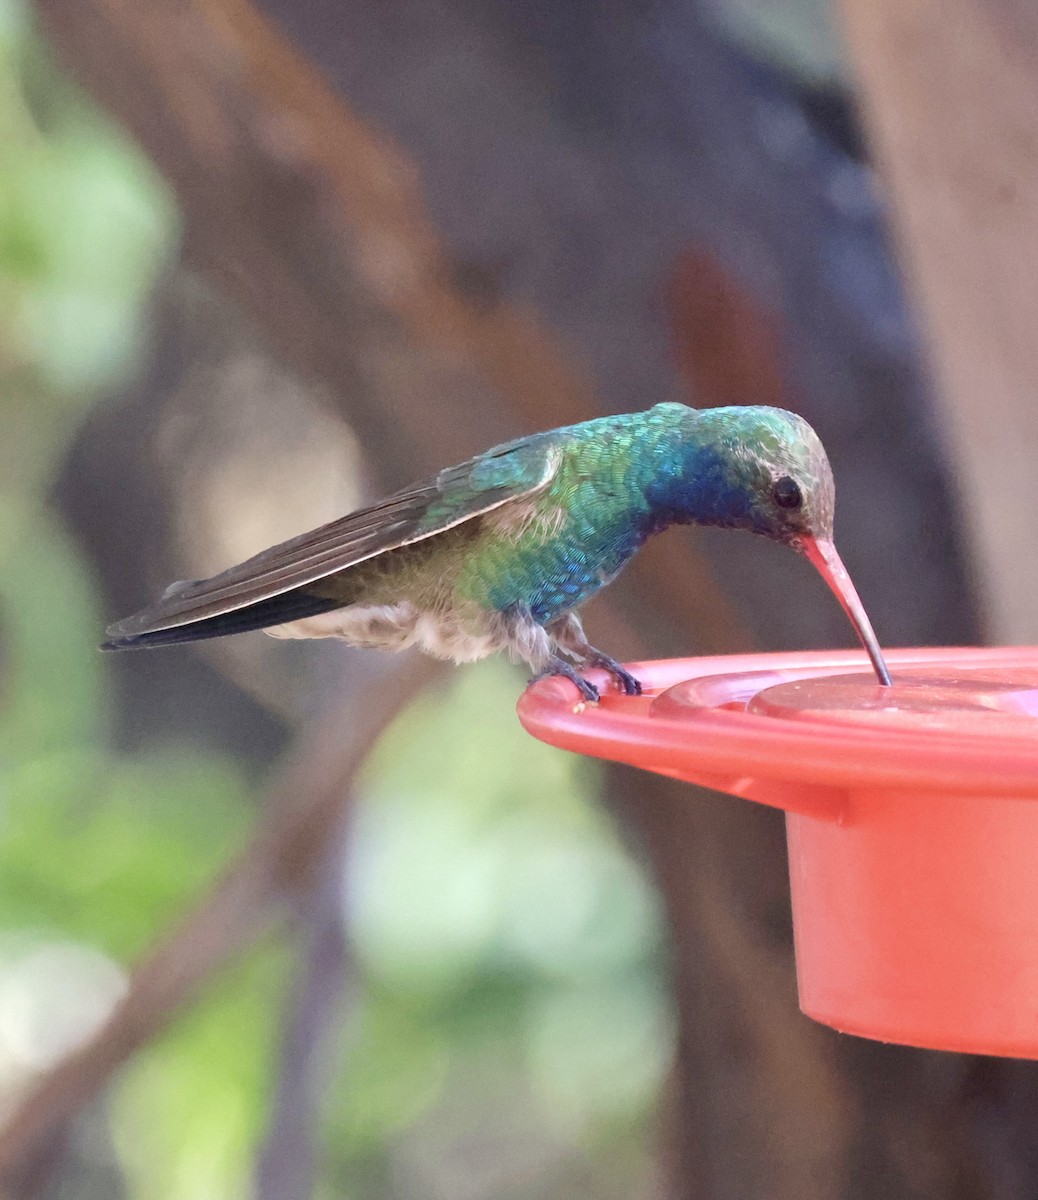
[103,435,561,646]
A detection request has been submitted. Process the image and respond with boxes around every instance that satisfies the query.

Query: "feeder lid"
[518,647,1038,803]
[523,647,1038,1059]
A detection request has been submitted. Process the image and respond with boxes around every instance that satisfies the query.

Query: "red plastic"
[518,647,1038,1057]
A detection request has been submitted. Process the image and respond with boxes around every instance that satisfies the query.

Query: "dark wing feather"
[103,437,561,644]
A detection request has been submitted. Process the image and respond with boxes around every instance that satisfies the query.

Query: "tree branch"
[0,651,443,1194]
[255,828,353,1200]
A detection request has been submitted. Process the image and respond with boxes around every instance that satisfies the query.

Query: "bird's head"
[654,404,890,685]
[668,405,834,546]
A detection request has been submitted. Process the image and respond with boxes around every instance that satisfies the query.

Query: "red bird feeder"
[518,646,1038,1058]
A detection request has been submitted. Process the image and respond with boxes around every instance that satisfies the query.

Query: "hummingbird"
[102,403,891,699]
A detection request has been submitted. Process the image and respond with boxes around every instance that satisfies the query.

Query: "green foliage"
[0,506,261,1191]
[0,0,175,402]
[326,664,672,1196]
[0,463,259,1191]
[0,5,269,1194]
[113,945,287,1200]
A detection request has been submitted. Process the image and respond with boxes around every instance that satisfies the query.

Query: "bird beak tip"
[795,534,892,687]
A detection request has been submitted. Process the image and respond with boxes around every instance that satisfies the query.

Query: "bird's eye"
[772,476,803,510]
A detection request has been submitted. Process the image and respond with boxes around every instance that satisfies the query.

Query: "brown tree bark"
[837,0,1038,646]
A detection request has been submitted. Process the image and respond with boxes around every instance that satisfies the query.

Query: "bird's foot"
[529,657,600,703]
[585,649,642,696]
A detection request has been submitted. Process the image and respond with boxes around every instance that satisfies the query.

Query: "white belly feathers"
[266,602,499,663]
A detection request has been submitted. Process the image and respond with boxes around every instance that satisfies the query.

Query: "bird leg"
[546,613,643,696]
[500,603,601,702]
[529,656,601,703]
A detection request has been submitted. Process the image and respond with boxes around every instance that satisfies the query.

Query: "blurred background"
[1,0,1035,1197]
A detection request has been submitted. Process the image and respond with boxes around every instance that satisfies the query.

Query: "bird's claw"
[529,651,642,702]
[587,651,643,696]
[530,660,600,703]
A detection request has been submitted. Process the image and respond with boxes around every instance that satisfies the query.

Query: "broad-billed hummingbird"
[103,403,891,698]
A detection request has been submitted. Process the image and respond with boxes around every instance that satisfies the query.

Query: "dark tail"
[101,591,345,650]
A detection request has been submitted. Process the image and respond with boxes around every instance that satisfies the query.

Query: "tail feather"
[101,590,345,650]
